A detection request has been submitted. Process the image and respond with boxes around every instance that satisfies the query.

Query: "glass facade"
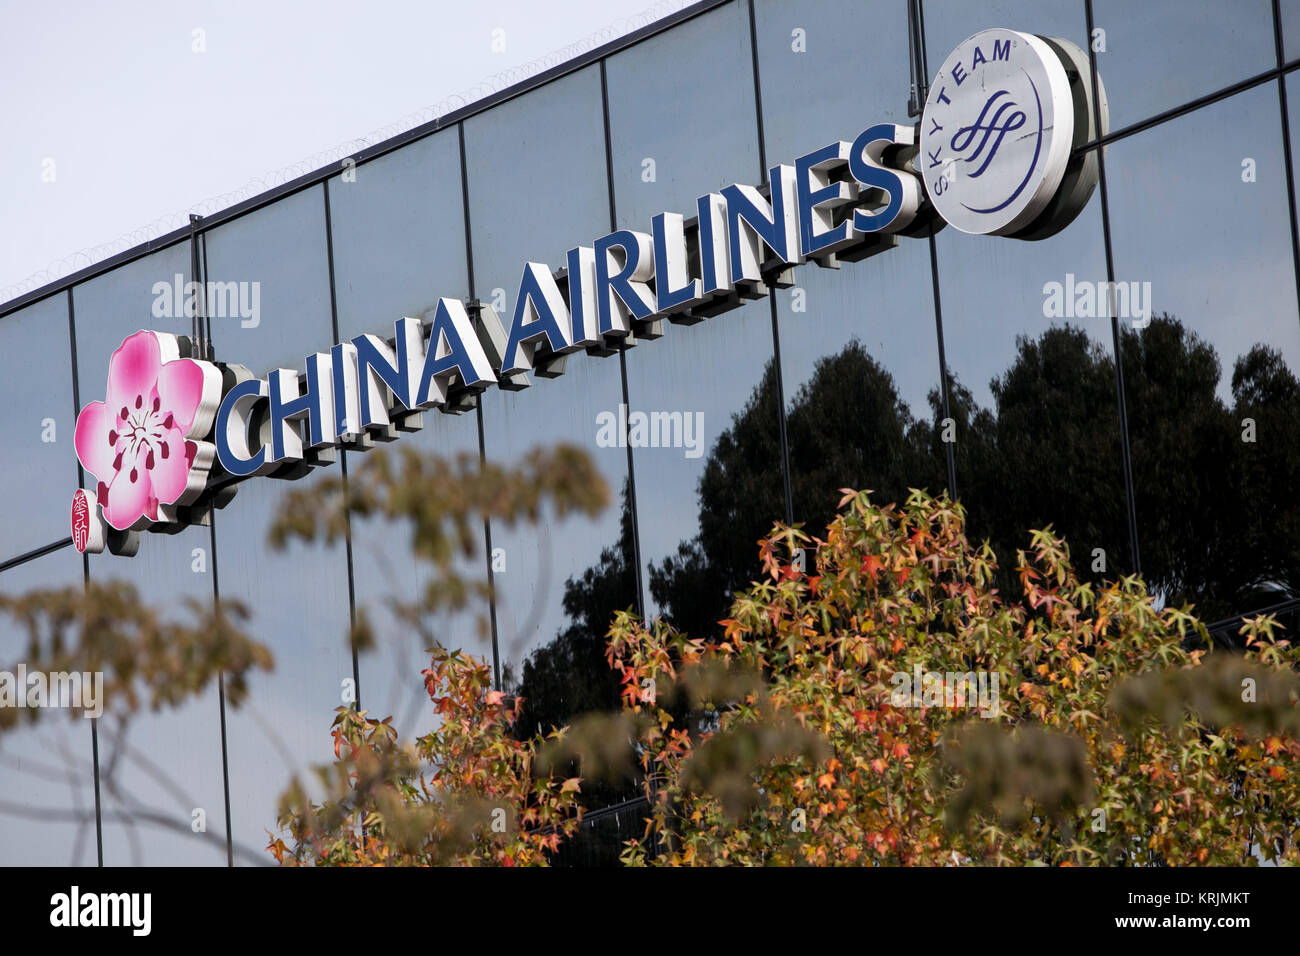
[3,0,1299,865]
[0,294,77,563]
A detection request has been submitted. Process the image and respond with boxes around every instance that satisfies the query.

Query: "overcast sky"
[0,0,681,301]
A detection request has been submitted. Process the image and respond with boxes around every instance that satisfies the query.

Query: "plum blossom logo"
[73,331,221,548]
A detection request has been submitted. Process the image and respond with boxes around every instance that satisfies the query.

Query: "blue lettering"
[501,262,573,376]
[850,124,921,235]
[795,142,853,257]
[594,230,656,335]
[215,377,270,478]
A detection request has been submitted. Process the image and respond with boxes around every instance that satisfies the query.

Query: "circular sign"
[920,29,1076,236]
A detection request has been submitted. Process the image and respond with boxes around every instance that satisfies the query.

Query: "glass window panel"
[0,294,76,561]
[1107,83,1300,624]
[73,242,192,402]
[464,65,635,742]
[1088,0,1275,131]
[204,184,354,862]
[755,0,913,164]
[327,130,471,343]
[774,249,948,526]
[0,547,97,865]
[756,0,948,552]
[88,525,227,865]
[1284,0,1300,61]
[348,412,486,744]
[605,0,760,225]
[204,187,334,374]
[932,189,1121,581]
[74,250,229,864]
[213,468,353,864]
[464,66,611,303]
[478,360,631,706]
[922,0,1088,85]
[624,298,785,638]
[327,127,485,742]
[606,1,784,639]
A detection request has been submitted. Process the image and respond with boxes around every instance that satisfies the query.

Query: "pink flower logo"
[74,330,221,532]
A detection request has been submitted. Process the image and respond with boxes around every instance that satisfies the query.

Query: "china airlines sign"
[72,30,1106,555]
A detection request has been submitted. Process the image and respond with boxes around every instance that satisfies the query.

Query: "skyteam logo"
[921,29,1103,238]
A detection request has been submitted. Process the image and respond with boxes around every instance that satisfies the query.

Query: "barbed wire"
[1,0,694,307]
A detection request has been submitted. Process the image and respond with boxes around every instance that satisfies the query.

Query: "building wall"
[3,0,1300,864]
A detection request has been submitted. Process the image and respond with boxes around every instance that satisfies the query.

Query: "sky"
[0,0,685,302]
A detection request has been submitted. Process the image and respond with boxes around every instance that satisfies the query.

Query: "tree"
[504,317,1300,844]
[0,442,607,865]
[949,323,1129,588]
[641,317,1300,649]
[0,581,273,863]
[505,479,643,865]
[264,443,608,865]
[651,342,940,642]
[269,646,583,866]
[606,489,1300,866]
[1225,342,1300,611]
[269,480,1300,866]
[507,479,637,745]
[13,312,1300,866]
